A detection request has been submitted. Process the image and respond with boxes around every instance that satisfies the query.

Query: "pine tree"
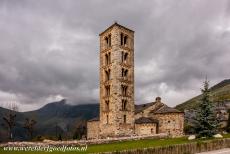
[194,79,219,137]
[226,109,230,132]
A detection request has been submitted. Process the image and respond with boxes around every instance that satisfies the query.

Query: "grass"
[1,134,230,154]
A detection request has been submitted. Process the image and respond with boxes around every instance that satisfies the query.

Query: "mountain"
[176,79,230,111]
[0,100,99,141]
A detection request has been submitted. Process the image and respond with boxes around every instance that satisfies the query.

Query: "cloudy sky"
[0,0,229,111]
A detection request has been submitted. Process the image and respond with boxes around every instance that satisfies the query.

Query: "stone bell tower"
[99,23,135,138]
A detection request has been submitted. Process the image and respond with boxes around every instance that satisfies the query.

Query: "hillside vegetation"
[176,79,230,111]
[0,100,99,141]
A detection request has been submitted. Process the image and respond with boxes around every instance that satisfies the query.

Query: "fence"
[99,138,230,154]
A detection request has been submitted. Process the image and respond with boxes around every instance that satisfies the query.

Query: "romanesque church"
[87,23,184,139]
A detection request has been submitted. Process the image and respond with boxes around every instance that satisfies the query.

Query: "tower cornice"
[99,22,134,36]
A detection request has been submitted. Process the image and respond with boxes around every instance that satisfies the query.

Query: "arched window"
[108,52,111,64]
[108,35,111,47]
[124,69,128,77]
[105,69,110,81]
[124,53,128,62]
[105,35,111,48]
[105,52,111,65]
[121,52,128,63]
[122,99,127,110]
[120,33,124,45]
[124,35,128,45]
[105,100,109,111]
[105,85,110,96]
[105,54,109,65]
[105,37,108,44]
[121,68,128,77]
[121,85,128,96]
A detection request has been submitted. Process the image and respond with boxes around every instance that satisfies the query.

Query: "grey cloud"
[0,0,229,111]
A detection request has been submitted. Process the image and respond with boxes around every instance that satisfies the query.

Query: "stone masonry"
[87,23,184,139]
[98,23,135,138]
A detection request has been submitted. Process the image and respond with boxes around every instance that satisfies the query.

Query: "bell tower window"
[105,52,111,65]
[124,53,128,62]
[108,35,111,47]
[121,85,128,96]
[105,35,111,48]
[105,69,110,81]
[105,85,110,96]
[122,99,127,110]
[124,36,128,46]
[121,52,128,63]
[105,100,109,111]
[120,33,128,47]
[120,33,123,45]
[122,68,128,77]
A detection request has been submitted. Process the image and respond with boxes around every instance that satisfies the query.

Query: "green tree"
[226,109,230,132]
[194,79,219,137]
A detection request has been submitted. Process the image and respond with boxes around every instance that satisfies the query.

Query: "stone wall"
[153,113,184,137]
[87,120,100,139]
[134,123,157,136]
[99,23,135,138]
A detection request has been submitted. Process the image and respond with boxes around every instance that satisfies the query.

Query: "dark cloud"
[0,0,229,111]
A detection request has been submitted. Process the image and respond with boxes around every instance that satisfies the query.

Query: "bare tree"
[2,102,18,140]
[23,118,36,140]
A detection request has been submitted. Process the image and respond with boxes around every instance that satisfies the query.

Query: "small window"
[121,85,128,96]
[151,128,154,134]
[105,35,111,48]
[108,35,111,47]
[121,68,128,77]
[105,86,110,96]
[105,69,110,81]
[105,54,109,65]
[120,33,124,45]
[122,99,127,110]
[124,69,128,77]
[105,37,109,45]
[108,52,111,64]
[124,53,128,62]
[106,115,109,124]
[124,115,126,123]
[121,52,128,63]
[105,100,109,111]
[124,36,128,45]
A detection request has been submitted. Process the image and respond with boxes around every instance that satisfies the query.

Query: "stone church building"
[87,23,184,139]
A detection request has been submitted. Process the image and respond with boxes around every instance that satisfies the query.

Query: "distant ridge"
[0,100,99,141]
[210,79,230,90]
[176,79,230,111]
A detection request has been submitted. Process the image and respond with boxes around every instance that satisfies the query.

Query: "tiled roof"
[135,101,183,114]
[154,105,183,114]
[135,117,158,124]
[135,102,157,114]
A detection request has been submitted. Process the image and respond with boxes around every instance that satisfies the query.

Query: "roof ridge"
[99,22,134,36]
[155,104,166,112]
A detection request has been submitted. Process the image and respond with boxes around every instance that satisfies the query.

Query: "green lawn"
[1,134,230,154]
